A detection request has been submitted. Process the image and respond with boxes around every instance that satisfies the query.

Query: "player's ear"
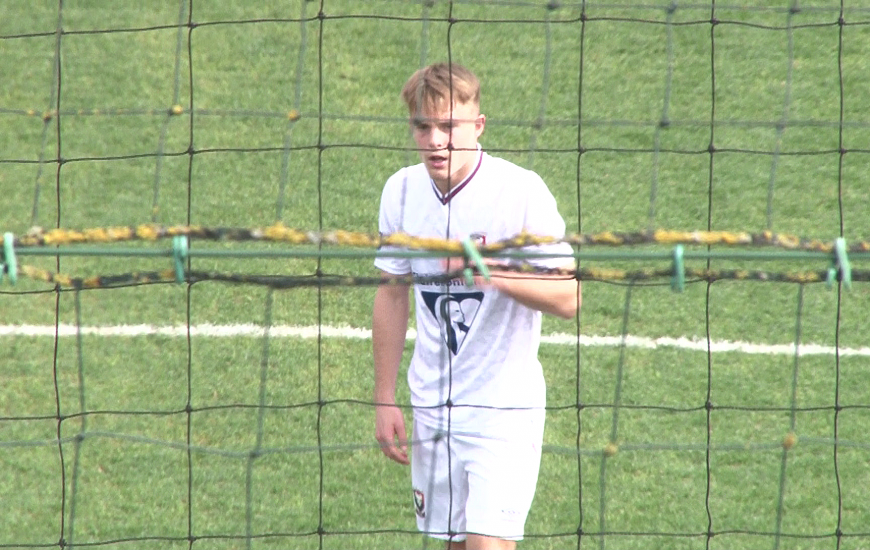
[475,114,486,137]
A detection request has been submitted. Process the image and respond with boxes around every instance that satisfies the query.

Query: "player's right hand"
[375,405,410,465]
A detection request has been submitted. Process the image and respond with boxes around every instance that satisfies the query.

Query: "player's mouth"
[428,153,449,170]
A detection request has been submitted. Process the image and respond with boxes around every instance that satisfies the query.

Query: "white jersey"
[375,149,573,433]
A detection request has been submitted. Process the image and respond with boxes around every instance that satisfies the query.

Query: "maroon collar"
[430,150,483,205]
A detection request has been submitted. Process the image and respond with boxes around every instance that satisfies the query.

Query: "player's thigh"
[411,420,469,539]
[464,533,517,550]
[464,414,545,540]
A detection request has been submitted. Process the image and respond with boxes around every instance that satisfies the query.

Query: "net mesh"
[2,2,870,549]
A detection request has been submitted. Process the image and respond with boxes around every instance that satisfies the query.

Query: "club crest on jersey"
[420,291,484,354]
[413,489,426,518]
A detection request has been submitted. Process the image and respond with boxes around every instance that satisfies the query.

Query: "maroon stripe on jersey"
[431,151,483,205]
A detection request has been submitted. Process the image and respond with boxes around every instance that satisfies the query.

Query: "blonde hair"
[401,63,480,117]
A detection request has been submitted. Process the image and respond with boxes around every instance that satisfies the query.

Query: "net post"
[171,235,188,284]
[461,236,489,285]
[1,232,17,285]
[670,244,685,292]
[826,237,851,290]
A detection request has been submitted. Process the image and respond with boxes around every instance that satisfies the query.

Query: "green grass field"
[3,1,870,549]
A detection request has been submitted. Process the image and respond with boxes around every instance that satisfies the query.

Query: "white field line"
[1,323,868,357]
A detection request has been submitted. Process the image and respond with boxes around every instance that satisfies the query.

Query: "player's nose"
[429,128,449,150]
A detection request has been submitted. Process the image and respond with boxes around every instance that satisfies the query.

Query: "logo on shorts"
[413,489,426,518]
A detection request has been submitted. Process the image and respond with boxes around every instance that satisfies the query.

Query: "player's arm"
[488,262,580,319]
[487,178,581,320]
[443,256,580,319]
[372,271,412,465]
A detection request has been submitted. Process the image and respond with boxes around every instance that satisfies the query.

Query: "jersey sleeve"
[374,171,412,275]
[522,175,574,269]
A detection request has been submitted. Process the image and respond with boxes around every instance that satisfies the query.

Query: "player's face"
[411,100,485,191]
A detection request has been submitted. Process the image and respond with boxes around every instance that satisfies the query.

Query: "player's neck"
[431,153,481,196]
[432,174,465,195]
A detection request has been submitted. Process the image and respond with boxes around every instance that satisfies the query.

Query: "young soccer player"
[372,62,581,550]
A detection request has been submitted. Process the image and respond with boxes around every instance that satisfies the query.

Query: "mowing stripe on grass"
[1,324,867,357]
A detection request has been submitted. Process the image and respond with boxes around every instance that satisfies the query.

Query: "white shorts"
[410,412,545,542]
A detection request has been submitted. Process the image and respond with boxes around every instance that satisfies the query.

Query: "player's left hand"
[441,256,507,288]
